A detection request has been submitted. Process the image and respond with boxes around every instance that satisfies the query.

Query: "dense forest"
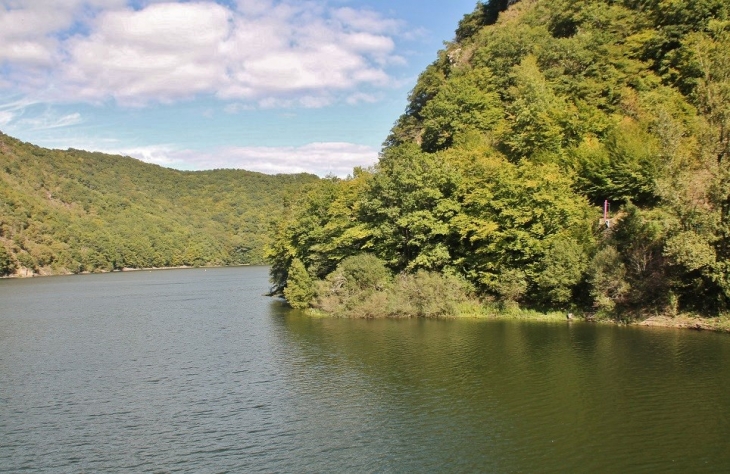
[0,132,318,276]
[268,0,730,320]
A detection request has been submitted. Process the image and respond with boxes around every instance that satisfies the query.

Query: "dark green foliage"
[265,172,371,295]
[533,239,588,306]
[609,204,672,309]
[633,0,730,89]
[331,254,392,293]
[456,0,518,42]
[268,0,730,318]
[502,55,576,160]
[314,254,392,316]
[358,144,462,272]
[451,152,595,305]
[574,120,663,205]
[0,132,317,275]
[588,246,630,312]
[315,254,391,317]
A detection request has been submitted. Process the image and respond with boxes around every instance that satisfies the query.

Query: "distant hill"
[268,0,730,317]
[0,132,318,276]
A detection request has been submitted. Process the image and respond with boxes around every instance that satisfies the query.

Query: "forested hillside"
[268,0,730,319]
[0,132,318,276]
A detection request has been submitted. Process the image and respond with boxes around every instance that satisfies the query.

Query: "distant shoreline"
[0,264,254,279]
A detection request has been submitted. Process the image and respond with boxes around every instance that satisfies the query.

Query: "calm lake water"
[1,266,729,473]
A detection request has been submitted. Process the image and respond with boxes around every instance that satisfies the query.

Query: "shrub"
[284,258,315,309]
[533,238,588,306]
[389,270,477,318]
[335,253,392,293]
[588,246,629,311]
[0,244,15,276]
[314,254,393,315]
[313,254,480,318]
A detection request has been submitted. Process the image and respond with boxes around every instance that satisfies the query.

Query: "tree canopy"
[0,132,317,275]
[268,0,730,318]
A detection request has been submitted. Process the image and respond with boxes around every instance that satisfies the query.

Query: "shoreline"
[0,264,254,279]
[303,307,730,334]
[635,314,730,333]
[473,313,730,333]
[6,267,729,334]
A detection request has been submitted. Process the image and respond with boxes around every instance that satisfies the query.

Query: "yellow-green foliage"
[0,133,317,274]
[284,258,315,310]
[313,253,478,318]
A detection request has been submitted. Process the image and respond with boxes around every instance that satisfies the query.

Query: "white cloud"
[235,0,274,16]
[216,2,396,101]
[0,0,126,66]
[346,91,381,105]
[112,141,379,176]
[110,143,181,167]
[256,94,334,109]
[63,2,232,105]
[44,140,182,166]
[34,134,378,176]
[0,0,408,107]
[332,7,403,35]
[0,7,64,67]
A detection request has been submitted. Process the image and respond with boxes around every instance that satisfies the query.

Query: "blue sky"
[0,0,478,176]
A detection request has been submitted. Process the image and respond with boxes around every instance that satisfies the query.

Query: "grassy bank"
[303,301,730,334]
[460,307,730,333]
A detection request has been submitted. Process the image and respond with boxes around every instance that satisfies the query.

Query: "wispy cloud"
[0,97,79,130]
[14,112,83,131]
[0,111,14,127]
[0,96,40,115]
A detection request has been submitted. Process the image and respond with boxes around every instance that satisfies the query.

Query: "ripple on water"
[1,268,730,472]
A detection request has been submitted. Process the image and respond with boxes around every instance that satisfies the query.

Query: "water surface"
[1,267,729,472]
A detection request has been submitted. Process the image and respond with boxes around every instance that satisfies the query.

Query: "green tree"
[358,143,462,272]
[421,68,504,152]
[588,246,630,312]
[502,55,575,160]
[574,119,663,205]
[451,150,595,304]
[284,258,315,309]
[0,244,15,276]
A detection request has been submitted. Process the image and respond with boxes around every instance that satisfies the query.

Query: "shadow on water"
[271,308,730,473]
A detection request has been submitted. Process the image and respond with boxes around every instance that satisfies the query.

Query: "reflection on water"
[1,267,729,472]
[277,314,730,472]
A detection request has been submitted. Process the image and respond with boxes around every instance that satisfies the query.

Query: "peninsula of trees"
[268,0,730,320]
[0,132,317,276]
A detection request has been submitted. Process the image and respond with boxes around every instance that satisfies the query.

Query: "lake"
[1,266,729,472]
